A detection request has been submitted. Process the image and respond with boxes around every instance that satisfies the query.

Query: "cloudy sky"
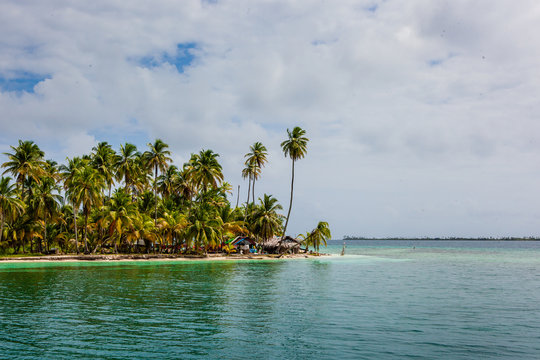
[1,0,540,238]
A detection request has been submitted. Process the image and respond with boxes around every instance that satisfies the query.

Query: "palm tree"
[175,167,195,205]
[115,143,139,194]
[305,221,331,253]
[245,142,268,203]
[143,139,172,225]
[157,165,179,199]
[0,177,25,244]
[242,162,255,207]
[91,142,116,199]
[2,140,46,201]
[105,189,138,253]
[220,204,246,237]
[280,127,308,239]
[31,175,61,253]
[251,194,283,243]
[158,210,187,252]
[185,203,223,253]
[187,149,224,194]
[71,165,105,253]
[60,157,86,253]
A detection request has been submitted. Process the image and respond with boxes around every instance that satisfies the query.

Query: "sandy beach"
[0,253,325,263]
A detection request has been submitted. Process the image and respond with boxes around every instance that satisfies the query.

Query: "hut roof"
[263,236,300,247]
[231,236,256,246]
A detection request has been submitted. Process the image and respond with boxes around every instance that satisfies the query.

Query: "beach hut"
[262,236,301,254]
[229,236,257,254]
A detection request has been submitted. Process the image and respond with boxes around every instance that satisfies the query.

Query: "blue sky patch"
[0,71,50,93]
[89,119,149,151]
[428,59,444,66]
[136,42,198,73]
[367,4,378,12]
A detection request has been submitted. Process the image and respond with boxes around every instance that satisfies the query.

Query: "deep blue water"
[1,240,539,359]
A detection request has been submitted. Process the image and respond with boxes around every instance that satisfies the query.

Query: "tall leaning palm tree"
[245,142,268,203]
[280,127,308,239]
[2,140,46,201]
[0,177,25,244]
[241,162,255,207]
[143,139,172,225]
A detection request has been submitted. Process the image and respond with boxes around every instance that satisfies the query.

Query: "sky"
[1,0,540,238]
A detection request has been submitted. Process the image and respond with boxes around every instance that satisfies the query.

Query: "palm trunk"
[0,212,4,244]
[73,201,79,254]
[43,218,47,254]
[252,178,256,205]
[282,159,295,240]
[83,212,89,253]
[246,175,251,205]
[154,166,158,226]
[244,175,252,222]
[235,185,240,208]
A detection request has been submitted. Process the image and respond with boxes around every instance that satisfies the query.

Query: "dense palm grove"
[0,127,330,255]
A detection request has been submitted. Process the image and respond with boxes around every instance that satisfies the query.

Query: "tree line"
[0,127,331,255]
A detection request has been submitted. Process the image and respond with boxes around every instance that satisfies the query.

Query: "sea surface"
[1,240,540,359]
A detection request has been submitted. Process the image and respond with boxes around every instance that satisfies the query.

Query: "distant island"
[342,236,540,241]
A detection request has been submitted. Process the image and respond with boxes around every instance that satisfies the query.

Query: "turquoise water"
[1,241,540,359]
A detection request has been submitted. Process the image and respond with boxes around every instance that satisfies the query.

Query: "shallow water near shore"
[1,240,540,359]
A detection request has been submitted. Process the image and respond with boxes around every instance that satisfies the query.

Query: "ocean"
[1,240,539,359]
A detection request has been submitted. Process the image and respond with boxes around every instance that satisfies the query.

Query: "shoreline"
[0,253,329,263]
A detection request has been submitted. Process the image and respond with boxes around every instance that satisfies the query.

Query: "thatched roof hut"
[262,236,301,254]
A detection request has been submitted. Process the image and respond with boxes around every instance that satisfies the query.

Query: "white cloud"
[1,0,540,237]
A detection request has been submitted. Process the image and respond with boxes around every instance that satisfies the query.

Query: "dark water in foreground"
[1,240,540,359]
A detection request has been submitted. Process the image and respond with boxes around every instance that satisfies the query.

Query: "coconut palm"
[143,139,172,225]
[219,204,246,237]
[185,203,223,253]
[280,127,308,239]
[187,149,224,194]
[91,142,116,199]
[105,189,138,253]
[132,153,152,197]
[31,176,62,253]
[245,142,268,203]
[242,162,255,207]
[0,177,25,244]
[2,140,46,201]
[71,165,105,253]
[158,210,187,251]
[251,194,283,243]
[174,167,195,205]
[305,221,331,253]
[60,157,86,252]
[115,143,139,194]
[157,165,179,199]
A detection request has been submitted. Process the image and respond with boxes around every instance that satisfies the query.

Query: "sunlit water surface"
[1,240,540,359]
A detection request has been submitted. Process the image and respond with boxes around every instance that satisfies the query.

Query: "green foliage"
[0,136,327,256]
